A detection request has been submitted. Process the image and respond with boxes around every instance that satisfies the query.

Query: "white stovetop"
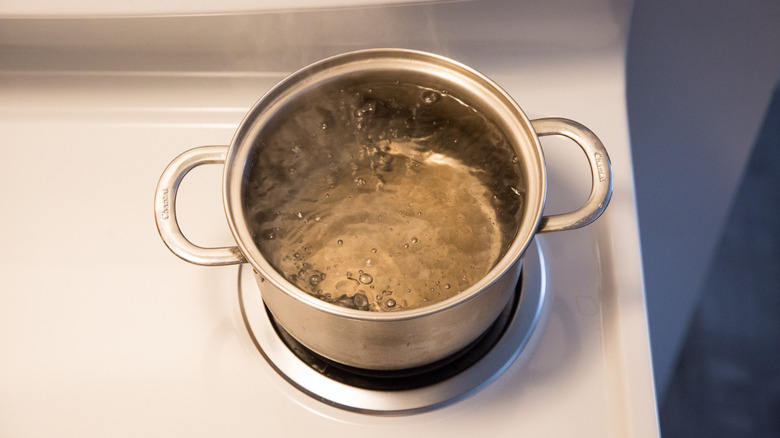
[0,2,657,436]
[0,0,449,18]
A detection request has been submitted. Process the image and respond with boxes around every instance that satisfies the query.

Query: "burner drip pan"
[239,240,546,415]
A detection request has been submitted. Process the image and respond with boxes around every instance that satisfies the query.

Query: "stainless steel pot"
[154,49,613,370]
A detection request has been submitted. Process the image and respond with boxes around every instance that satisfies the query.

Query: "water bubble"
[383,290,393,295]
[386,298,396,308]
[309,275,321,286]
[353,292,368,308]
[422,90,440,104]
[358,271,373,284]
[320,122,329,130]
[371,248,377,253]
[512,155,518,163]
[355,101,376,118]
[445,283,451,289]
[337,239,343,245]
[403,243,409,249]
[411,237,418,244]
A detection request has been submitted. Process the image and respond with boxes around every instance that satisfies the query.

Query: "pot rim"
[223,48,546,321]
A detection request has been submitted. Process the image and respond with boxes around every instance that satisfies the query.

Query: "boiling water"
[243,81,525,311]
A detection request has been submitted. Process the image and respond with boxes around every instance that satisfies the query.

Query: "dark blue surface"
[661,89,780,437]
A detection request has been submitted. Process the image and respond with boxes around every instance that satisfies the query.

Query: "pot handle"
[154,145,246,266]
[531,118,613,233]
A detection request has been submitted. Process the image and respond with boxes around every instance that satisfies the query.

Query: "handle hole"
[539,135,591,217]
[176,163,235,248]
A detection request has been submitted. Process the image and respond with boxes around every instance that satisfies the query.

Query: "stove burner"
[238,239,546,415]
[265,280,519,391]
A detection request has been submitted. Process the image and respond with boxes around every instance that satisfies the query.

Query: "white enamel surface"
[0,0,448,18]
[0,1,657,436]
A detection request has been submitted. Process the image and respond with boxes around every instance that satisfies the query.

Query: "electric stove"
[0,1,658,436]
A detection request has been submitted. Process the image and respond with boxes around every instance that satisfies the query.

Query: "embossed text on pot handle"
[154,145,246,266]
[531,118,613,233]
